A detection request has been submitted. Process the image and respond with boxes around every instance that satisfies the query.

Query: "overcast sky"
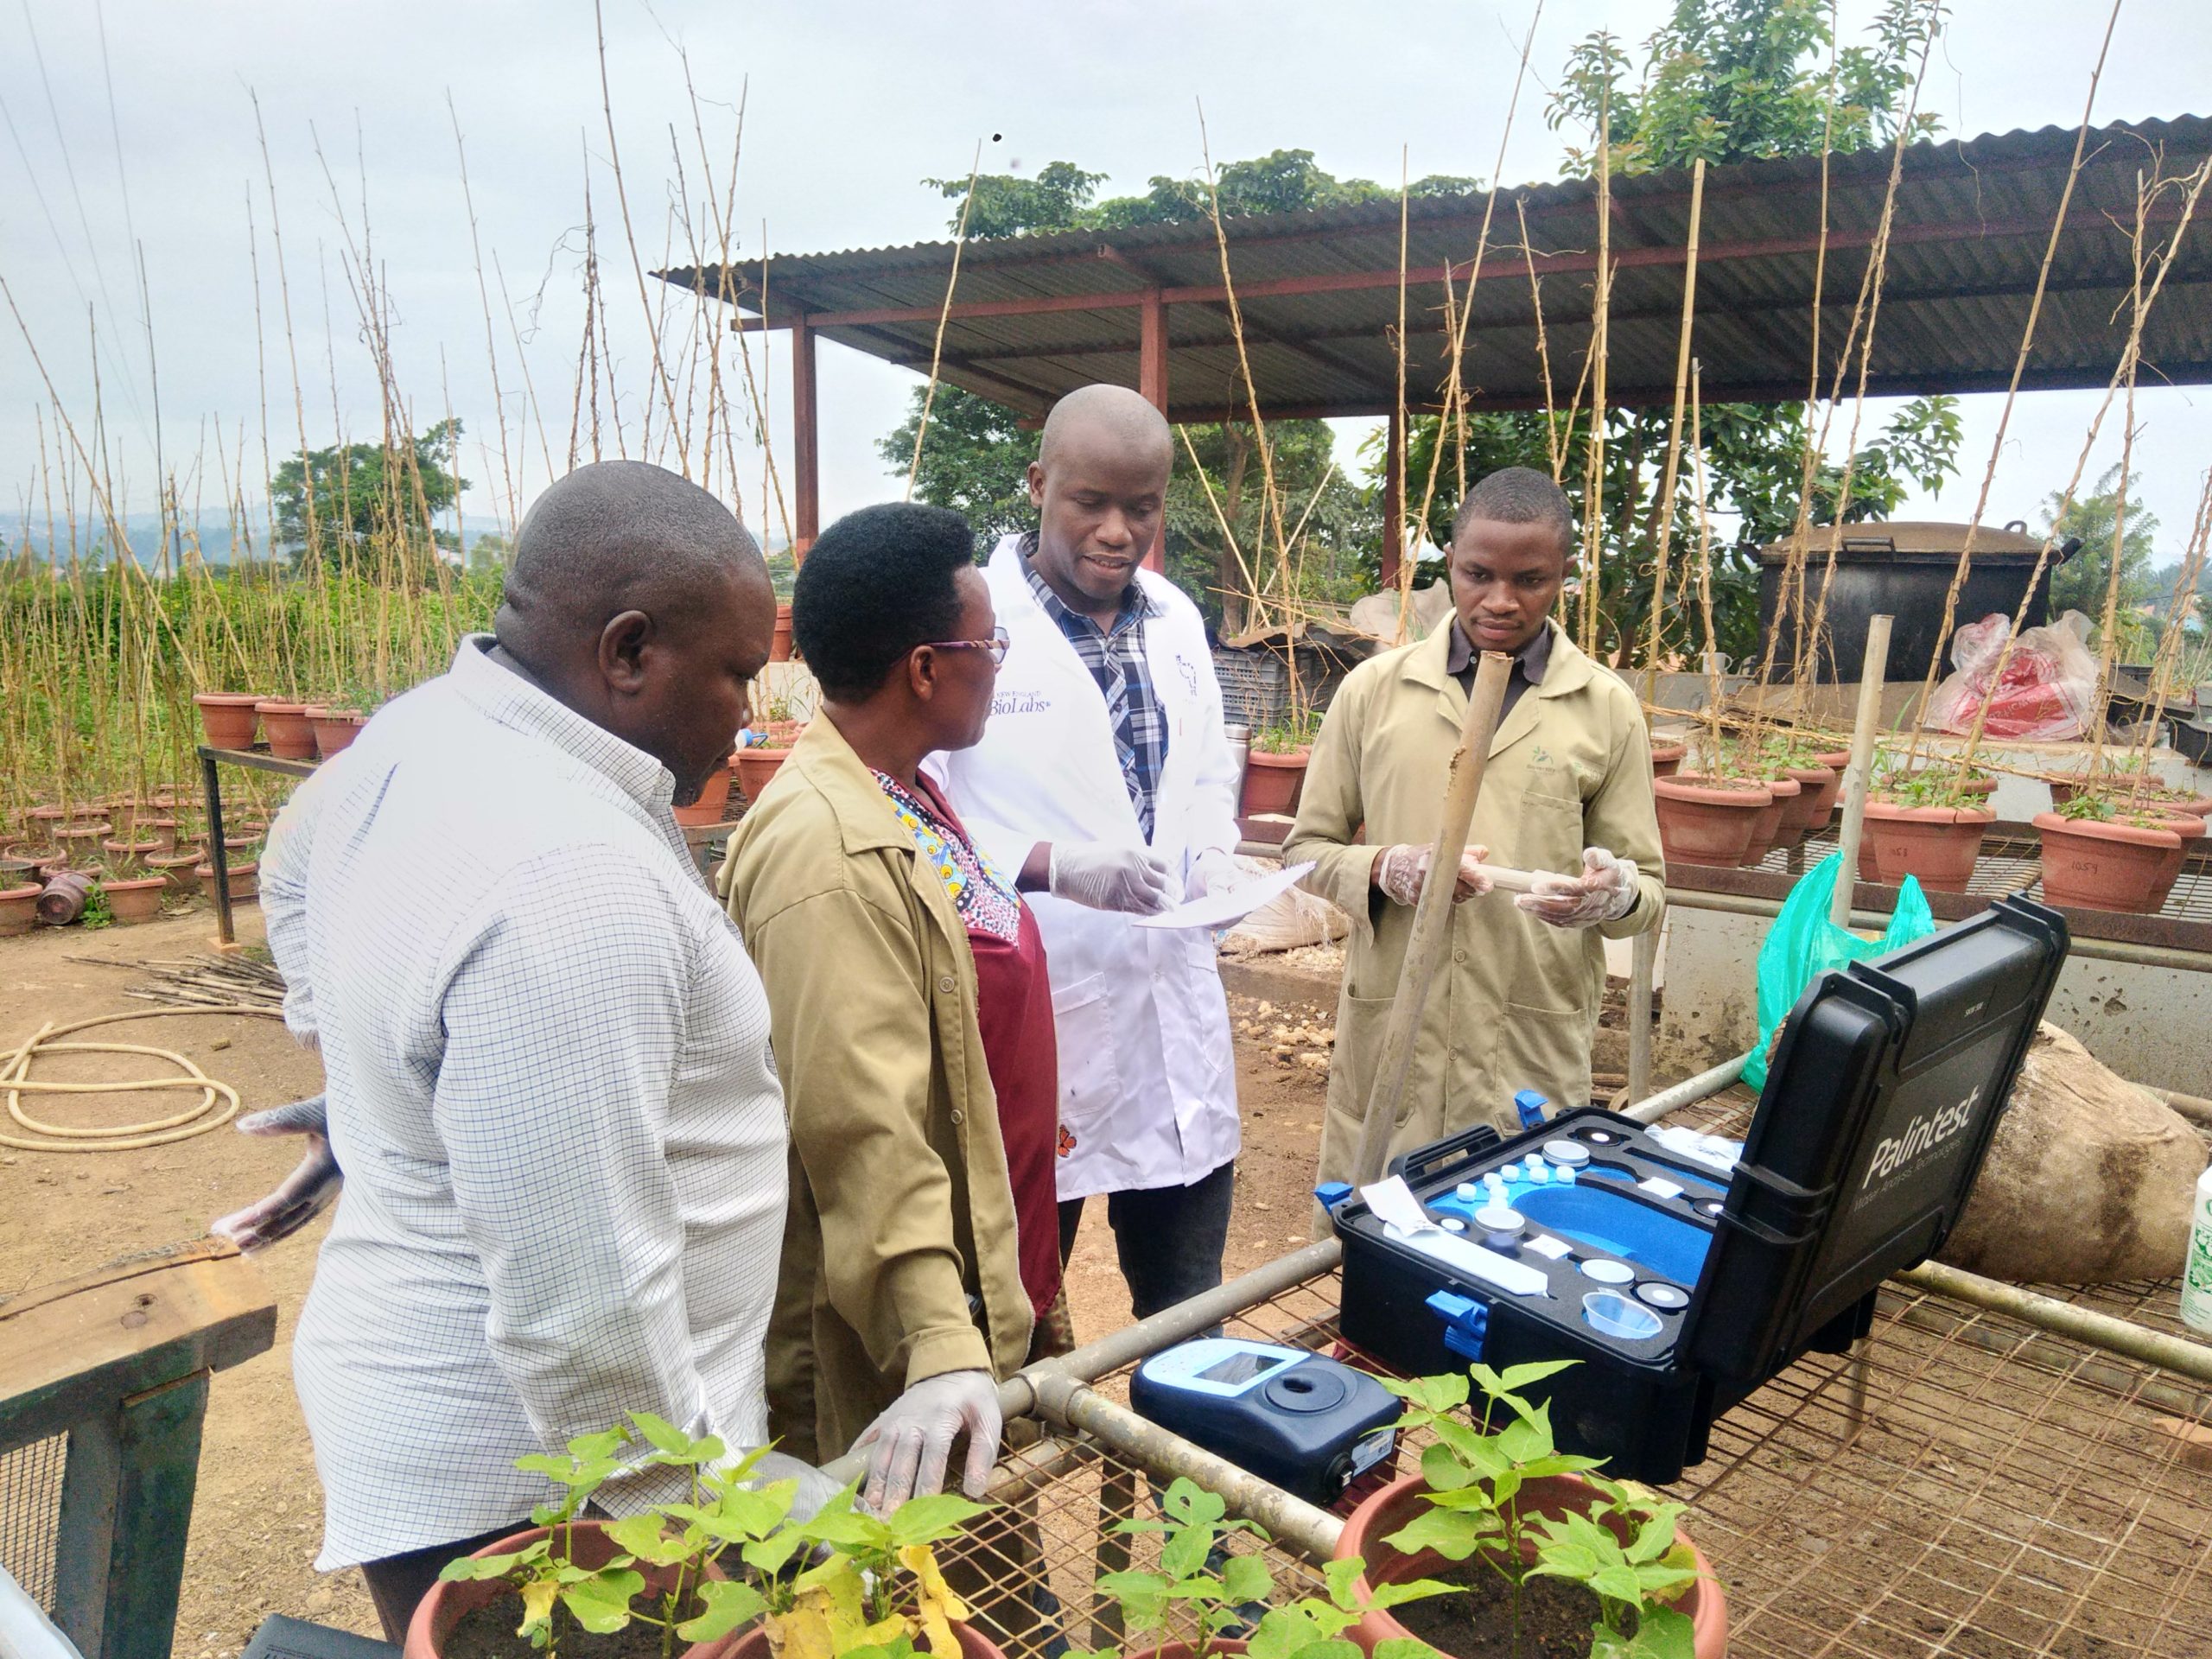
[3,0,2209,562]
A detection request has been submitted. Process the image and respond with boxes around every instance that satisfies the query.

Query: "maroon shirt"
[911,775,1064,1320]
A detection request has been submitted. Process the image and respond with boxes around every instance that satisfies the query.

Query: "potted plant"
[1,878,41,938]
[771,601,796,664]
[307,703,370,759]
[102,830,163,872]
[196,848,261,904]
[91,867,168,925]
[193,692,264,749]
[420,1416,765,1659]
[1102,1476,1446,1659]
[145,846,206,894]
[1860,758,1994,894]
[1764,733,1844,836]
[54,817,113,864]
[256,697,318,760]
[734,692,804,807]
[2033,796,2202,914]
[1646,736,1688,779]
[1652,744,1772,870]
[1337,1363,1726,1659]
[1243,715,1319,819]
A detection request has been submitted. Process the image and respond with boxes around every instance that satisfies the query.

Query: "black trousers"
[359,1518,531,1644]
[1058,1159,1236,1321]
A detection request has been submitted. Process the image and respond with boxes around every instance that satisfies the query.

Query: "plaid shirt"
[1020,533,1169,841]
[264,637,785,1567]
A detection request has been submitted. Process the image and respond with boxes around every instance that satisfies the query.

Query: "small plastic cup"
[1582,1289,1663,1339]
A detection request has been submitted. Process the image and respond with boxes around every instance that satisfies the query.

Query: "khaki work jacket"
[718,718,1033,1463]
[1285,618,1665,1181]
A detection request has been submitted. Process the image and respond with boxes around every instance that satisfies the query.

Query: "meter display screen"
[1196,1351,1286,1386]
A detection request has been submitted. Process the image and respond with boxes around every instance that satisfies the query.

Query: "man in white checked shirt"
[214,461,817,1640]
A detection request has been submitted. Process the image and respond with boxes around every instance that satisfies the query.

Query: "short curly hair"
[791,502,977,699]
[1450,466,1576,562]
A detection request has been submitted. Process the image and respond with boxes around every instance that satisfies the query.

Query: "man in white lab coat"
[930,385,1246,1321]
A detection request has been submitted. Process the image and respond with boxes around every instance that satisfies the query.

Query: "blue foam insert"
[1431,1180,1713,1286]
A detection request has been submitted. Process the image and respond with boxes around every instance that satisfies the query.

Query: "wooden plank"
[0,1243,275,1450]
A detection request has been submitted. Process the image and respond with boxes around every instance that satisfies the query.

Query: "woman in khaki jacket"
[1287,468,1665,1182]
[721,504,1065,1516]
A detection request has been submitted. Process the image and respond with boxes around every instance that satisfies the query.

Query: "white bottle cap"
[1543,1139,1591,1167]
[1473,1204,1525,1234]
[1528,1164,1551,1185]
[1455,1183,1483,1203]
[1557,1166,1578,1185]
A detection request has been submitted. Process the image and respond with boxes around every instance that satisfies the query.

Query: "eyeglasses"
[918,625,1009,666]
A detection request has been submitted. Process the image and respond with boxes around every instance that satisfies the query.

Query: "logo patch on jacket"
[991,690,1052,716]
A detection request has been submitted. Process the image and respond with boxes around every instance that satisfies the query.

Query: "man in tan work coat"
[1287,467,1665,1183]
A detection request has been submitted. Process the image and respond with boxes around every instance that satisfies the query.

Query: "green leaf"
[887,1491,992,1547]
[1624,1510,1680,1565]
[1320,1557,1366,1609]
[741,1529,810,1577]
[1494,1360,1577,1393]
[629,1410,690,1453]
[1301,1640,1364,1659]
[1160,1526,1212,1581]
[567,1427,630,1463]
[1160,1478,1227,1527]
[1626,1605,1696,1659]
[1589,1565,1644,1605]
[1423,1416,1491,1469]
[1419,1443,1472,1493]
[1495,1402,1556,1464]
[1221,1553,1274,1603]
[560,1567,646,1633]
[1373,1639,1446,1659]
[603,1512,690,1566]
[677,1579,768,1641]
[1382,1508,1493,1562]
[1364,1579,1454,1611]
[438,1550,532,1582]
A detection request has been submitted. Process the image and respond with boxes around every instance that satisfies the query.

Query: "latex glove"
[1047,842,1177,915]
[851,1369,1001,1515]
[747,1448,842,1525]
[210,1096,341,1251]
[1185,846,1243,902]
[1372,843,1493,907]
[1516,846,1640,929]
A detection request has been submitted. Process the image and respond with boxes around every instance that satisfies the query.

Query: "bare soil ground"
[0,912,1354,1656]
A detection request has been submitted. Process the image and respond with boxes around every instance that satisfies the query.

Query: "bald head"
[1037,383,1173,476]
[1026,385,1173,622]
[494,461,775,800]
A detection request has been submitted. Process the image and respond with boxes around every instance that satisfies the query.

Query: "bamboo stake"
[1639,156,1706,704]
[1343,651,1516,1195]
[906,142,985,498]
[1830,614,1894,932]
[1578,79,1611,656]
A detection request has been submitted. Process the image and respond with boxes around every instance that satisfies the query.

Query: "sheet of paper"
[1359,1176,1553,1298]
[1129,860,1317,931]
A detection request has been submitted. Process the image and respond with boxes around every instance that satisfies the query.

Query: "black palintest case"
[1334,895,2069,1483]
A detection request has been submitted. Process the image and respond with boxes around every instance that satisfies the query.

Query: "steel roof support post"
[791,308,820,560]
[1141,287,1168,573]
[1381,406,1406,593]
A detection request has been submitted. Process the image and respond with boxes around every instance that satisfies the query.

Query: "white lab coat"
[929,535,1243,1202]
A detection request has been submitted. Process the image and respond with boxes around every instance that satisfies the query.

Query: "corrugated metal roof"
[658,117,2212,419]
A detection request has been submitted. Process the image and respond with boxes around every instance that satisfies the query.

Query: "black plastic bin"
[1756,520,2078,684]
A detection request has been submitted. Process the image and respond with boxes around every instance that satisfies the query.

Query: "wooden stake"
[1345,650,1516,1190]
[1830,613,1893,932]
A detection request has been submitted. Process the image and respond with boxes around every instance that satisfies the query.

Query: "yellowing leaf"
[518,1578,559,1634]
[899,1542,972,1655]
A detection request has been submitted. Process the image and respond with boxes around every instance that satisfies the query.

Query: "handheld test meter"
[1128,1338,1400,1506]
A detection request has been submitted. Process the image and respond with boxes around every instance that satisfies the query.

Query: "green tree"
[879,388,1039,541]
[2044,464,2162,648]
[270,418,468,574]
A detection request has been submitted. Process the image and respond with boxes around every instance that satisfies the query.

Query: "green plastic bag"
[1740,851,1936,1092]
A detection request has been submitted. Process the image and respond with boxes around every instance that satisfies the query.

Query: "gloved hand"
[850,1369,1001,1516]
[1185,846,1244,902]
[1047,842,1177,915]
[210,1096,341,1251]
[1516,846,1641,929]
[1372,843,1493,907]
[747,1447,842,1524]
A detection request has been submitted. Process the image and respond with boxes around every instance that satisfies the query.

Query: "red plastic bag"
[1927,610,2095,741]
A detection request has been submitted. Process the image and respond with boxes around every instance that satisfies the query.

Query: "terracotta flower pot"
[35,871,94,927]
[734,745,794,806]
[1653,774,1771,868]
[309,708,367,759]
[1335,1471,1727,1659]
[26,804,67,830]
[196,860,259,903]
[2149,810,2208,908]
[1787,762,1843,833]
[1741,775,1802,864]
[105,800,145,837]
[256,701,317,760]
[148,817,181,851]
[1758,774,1814,855]
[102,836,162,872]
[2035,811,2196,914]
[3,847,62,883]
[1649,740,1688,779]
[55,822,112,862]
[194,692,263,749]
[404,1519,746,1659]
[770,601,796,664]
[99,874,169,925]
[0,884,41,938]
[1243,747,1312,817]
[723,1620,1006,1659]
[1861,801,1993,893]
[674,756,738,828]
